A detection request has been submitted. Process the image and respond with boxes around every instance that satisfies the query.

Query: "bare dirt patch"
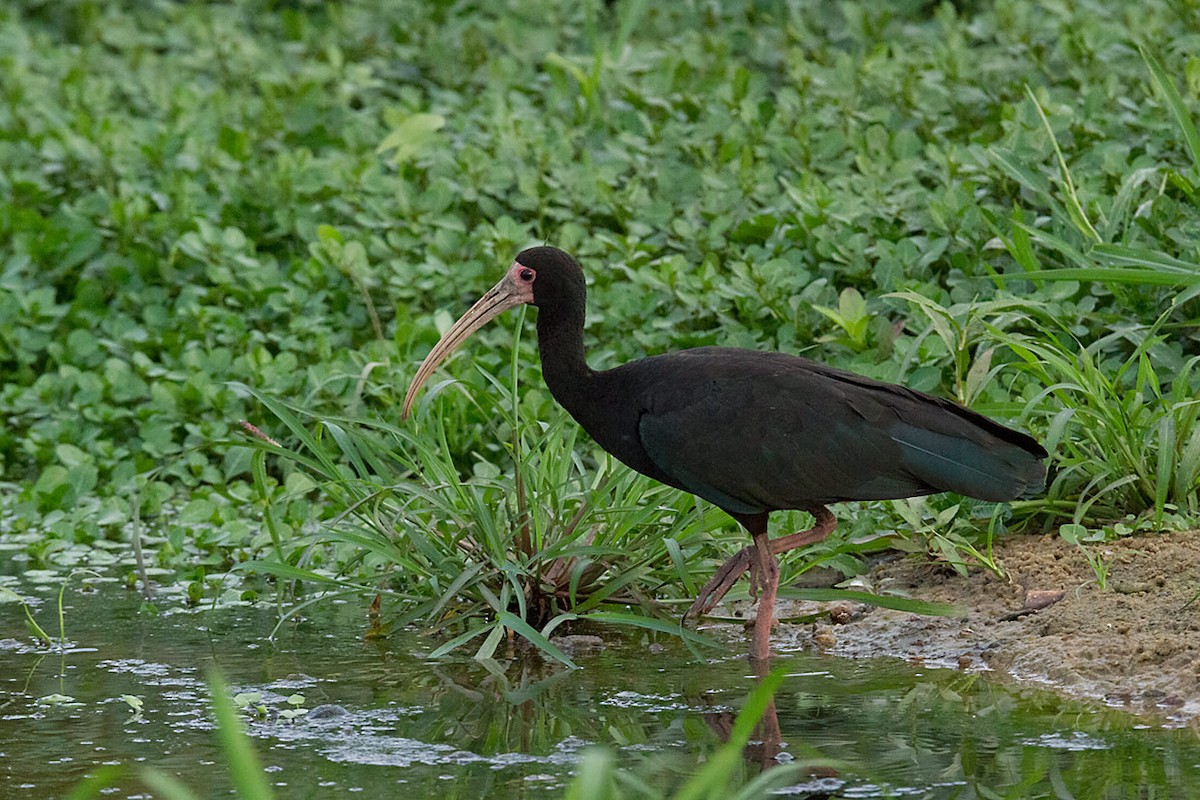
[765,531,1200,726]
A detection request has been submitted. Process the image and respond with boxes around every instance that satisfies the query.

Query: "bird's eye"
[519,268,535,282]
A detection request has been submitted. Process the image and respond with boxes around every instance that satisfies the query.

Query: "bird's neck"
[535,303,594,413]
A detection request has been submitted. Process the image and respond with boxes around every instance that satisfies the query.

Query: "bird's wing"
[634,349,1044,514]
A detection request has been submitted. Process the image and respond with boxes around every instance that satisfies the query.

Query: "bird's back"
[590,347,1046,515]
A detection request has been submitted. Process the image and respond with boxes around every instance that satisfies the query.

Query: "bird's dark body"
[405,246,1048,659]
[549,346,1046,518]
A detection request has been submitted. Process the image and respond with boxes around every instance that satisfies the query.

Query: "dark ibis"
[403,247,1047,661]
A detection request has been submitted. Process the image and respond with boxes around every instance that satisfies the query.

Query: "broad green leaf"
[376,112,446,164]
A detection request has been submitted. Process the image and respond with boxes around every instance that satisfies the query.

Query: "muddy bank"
[742,531,1200,726]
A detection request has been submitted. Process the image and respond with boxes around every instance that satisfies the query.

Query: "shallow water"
[2,576,1198,798]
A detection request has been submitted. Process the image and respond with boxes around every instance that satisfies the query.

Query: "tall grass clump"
[234,361,725,666]
[978,49,1200,532]
[996,317,1200,529]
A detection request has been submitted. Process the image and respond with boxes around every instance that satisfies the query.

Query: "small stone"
[1022,589,1066,609]
[551,634,605,653]
[812,625,837,649]
[307,704,350,721]
[828,603,853,624]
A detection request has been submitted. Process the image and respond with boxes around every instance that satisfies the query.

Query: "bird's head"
[401,246,584,418]
[510,246,586,310]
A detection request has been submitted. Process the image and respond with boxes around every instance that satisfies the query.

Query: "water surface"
[2,577,1197,798]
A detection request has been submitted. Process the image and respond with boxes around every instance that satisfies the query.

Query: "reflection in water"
[700,656,785,770]
[0,582,1198,799]
[748,656,783,768]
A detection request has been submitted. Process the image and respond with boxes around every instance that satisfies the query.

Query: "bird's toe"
[685,546,756,620]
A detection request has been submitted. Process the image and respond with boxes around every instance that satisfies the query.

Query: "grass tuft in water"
[234,363,725,665]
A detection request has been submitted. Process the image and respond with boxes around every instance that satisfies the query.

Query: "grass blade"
[673,670,785,800]
[776,587,965,617]
[474,622,506,661]
[497,610,579,668]
[1092,243,1200,274]
[663,536,697,595]
[564,749,618,800]
[1025,86,1101,242]
[428,621,497,659]
[1156,414,1175,526]
[1142,46,1200,174]
[206,669,275,800]
[138,769,204,800]
[1013,268,1200,286]
[230,559,376,592]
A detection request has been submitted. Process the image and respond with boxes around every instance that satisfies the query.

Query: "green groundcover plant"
[0,0,1197,650]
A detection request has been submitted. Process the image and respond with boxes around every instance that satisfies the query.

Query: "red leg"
[685,507,837,621]
[766,506,836,556]
[748,655,782,764]
[749,529,778,661]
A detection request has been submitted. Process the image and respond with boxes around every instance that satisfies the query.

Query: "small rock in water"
[827,602,861,624]
[551,634,605,653]
[307,704,350,721]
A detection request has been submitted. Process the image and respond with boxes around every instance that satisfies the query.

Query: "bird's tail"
[889,422,1047,501]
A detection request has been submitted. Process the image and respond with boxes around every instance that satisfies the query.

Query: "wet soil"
[759,531,1200,726]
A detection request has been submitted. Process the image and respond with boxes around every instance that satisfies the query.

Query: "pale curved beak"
[402,266,534,418]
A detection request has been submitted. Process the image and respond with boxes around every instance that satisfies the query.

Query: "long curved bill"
[402,264,534,418]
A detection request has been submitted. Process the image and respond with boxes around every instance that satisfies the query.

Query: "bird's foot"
[685,545,755,620]
[684,539,807,621]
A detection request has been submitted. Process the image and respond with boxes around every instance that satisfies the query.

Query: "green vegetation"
[1,0,1198,662]
[64,670,275,800]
